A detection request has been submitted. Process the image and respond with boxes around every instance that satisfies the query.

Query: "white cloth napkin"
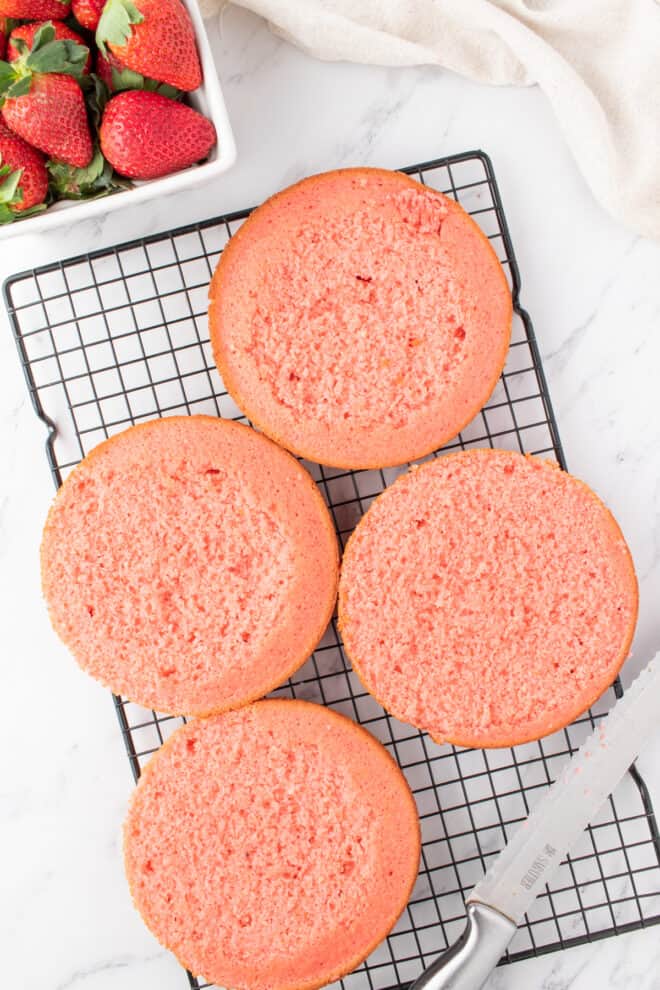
[203,0,660,240]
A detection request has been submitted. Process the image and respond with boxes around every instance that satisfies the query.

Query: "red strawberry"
[8,21,92,73]
[71,0,105,31]
[95,47,117,89]
[96,47,182,97]
[97,0,201,92]
[0,18,7,60]
[3,73,92,167]
[0,23,92,167]
[0,0,71,18]
[96,47,141,91]
[100,89,215,179]
[0,118,48,219]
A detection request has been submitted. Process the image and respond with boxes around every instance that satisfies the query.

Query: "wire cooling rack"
[5,150,660,987]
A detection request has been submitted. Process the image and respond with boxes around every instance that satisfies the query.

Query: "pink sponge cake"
[124,699,421,990]
[209,168,512,469]
[40,417,338,716]
[339,449,638,747]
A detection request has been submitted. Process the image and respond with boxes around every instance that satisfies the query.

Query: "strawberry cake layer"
[339,449,638,747]
[209,168,512,469]
[41,417,338,716]
[124,699,421,990]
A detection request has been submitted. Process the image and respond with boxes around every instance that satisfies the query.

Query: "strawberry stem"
[0,160,24,223]
[9,36,29,56]
[26,37,90,77]
[47,146,131,199]
[0,60,21,99]
[105,63,182,100]
[23,24,89,78]
[30,23,57,50]
[0,22,89,100]
[96,0,144,57]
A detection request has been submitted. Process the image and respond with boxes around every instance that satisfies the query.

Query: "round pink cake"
[339,449,638,747]
[40,416,339,715]
[124,699,421,990]
[209,168,512,469]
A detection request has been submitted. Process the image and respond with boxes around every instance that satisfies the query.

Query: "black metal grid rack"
[5,150,660,989]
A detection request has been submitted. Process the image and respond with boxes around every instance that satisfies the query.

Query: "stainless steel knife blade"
[469,653,660,926]
[410,652,660,990]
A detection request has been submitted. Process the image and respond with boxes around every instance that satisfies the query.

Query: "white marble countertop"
[2,7,659,989]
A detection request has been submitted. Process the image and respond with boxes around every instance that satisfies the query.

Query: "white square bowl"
[0,0,236,240]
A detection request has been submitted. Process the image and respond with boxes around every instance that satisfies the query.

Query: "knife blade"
[410,652,660,990]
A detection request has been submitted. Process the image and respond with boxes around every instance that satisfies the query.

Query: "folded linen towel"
[202,0,660,239]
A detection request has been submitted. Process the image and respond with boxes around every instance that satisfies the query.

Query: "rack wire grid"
[5,150,660,988]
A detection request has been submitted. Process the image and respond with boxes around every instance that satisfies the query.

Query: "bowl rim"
[0,0,237,241]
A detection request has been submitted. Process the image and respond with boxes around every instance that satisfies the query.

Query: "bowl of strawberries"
[0,0,236,236]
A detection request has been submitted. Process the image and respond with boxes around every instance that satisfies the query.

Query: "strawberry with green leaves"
[96,0,201,93]
[96,47,181,97]
[48,146,130,198]
[96,47,127,90]
[100,89,215,179]
[0,22,92,167]
[8,20,92,74]
[45,72,130,199]
[0,118,48,222]
[0,0,71,18]
[71,0,105,31]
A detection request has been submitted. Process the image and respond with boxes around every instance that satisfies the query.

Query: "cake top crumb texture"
[339,449,638,747]
[40,416,338,715]
[124,700,421,990]
[210,168,512,468]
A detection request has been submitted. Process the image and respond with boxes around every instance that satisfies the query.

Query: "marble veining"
[1,5,659,989]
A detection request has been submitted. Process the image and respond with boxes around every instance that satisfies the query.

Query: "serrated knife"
[410,653,660,990]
